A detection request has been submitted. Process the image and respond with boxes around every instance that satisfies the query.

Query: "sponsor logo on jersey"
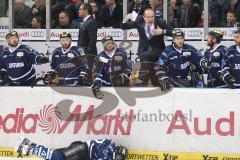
[8,62,24,68]
[17,52,24,57]
[181,62,190,69]
[213,51,220,57]
[59,63,76,69]
[234,64,240,70]
[113,66,122,72]
[183,52,191,57]
[67,53,74,58]
[211,62,220,68]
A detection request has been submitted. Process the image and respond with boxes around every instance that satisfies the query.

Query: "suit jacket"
[182,3,201,27]
[121,16,172,56]
[101,4,123,28]
[93,10,103,28]
[77,16,98,55]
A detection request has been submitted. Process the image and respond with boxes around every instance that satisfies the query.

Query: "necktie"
[147,25,153,39]
[110,7,113,16]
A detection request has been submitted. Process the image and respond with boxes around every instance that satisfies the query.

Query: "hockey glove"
[91,81,104,99]
[223,74,236,89]
[200,58,212,70]
[113,146,128,160]
[0,70,8,86]
[158,76,173,92]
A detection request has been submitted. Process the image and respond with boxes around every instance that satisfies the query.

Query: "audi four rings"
[186,30,202,38]
[30,31,45,37]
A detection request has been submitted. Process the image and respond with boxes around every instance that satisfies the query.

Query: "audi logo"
[186,30,202,38]
[69,31,79,37]
[30,31,45,37]
[98,31,123,38]
[0,32,6,38]
[108,31,122,37]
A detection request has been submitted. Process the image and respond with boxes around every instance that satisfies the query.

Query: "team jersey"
[0,44,42,85]
[51,45,88,85]
[93,48,132,86]
[157,43,201,79]
[221,45,240,86]
[87,139,116,160]
[200,44,227,79]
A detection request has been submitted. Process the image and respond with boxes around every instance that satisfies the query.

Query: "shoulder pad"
[77,48,85,56]
[25,45,34,52]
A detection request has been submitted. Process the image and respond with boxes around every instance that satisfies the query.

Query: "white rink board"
[0,87,240,154]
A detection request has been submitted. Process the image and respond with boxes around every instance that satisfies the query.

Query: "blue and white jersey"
[93,48,132,86]
[51,45,88,85]
[200,44,227,79]
[221,45,240,86]
[0,44,42,84]
[157,44,201,79]
[87,139,116,160]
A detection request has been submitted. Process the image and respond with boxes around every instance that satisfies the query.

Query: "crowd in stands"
[0,0,240,28]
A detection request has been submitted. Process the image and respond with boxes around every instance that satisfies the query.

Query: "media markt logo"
[38,105,62,134]
[0,105,135,135]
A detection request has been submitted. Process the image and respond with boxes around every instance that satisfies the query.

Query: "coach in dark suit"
[121,8,172,86]
[78,3,98,82]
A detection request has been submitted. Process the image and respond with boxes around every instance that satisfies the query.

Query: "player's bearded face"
[174,36,184,48]
[7,36,19,47]
[104,41,115,52]
[234,33,240,46]
[207,35,214,46]
[60,37,71,49]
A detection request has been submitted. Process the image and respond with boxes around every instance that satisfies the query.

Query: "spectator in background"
[150,0,163,21]
[128,0,149,15]
[227,0,240,21]
[209,0,222,27]
[168,0,176,22]
[89,0,103,28]
[32,0,46,27]
[56,11,75,29]
[192,0,203,9]
[13,0,32,28]
[51,0,68,27]
[96,0,106,6]
[197,11,215,27]
[65,0,83,21]
[179,0,201,27]
[31,16,44,29]
[102,0,123,28]
[224,10,240,27]
[209,0,229,27]
[168,0,182,27]
[0,0,7,17]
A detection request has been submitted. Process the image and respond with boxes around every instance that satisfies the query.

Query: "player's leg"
[16,138,88,160]
[15,137,63,160]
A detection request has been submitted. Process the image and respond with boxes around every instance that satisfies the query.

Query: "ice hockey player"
[47,32,88,86]
[0,30,49,86]
[155,28,203,91]
[16,137,128,160]
[199,29,226,87]
[218,27,240,88]
[91,36,132,99]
